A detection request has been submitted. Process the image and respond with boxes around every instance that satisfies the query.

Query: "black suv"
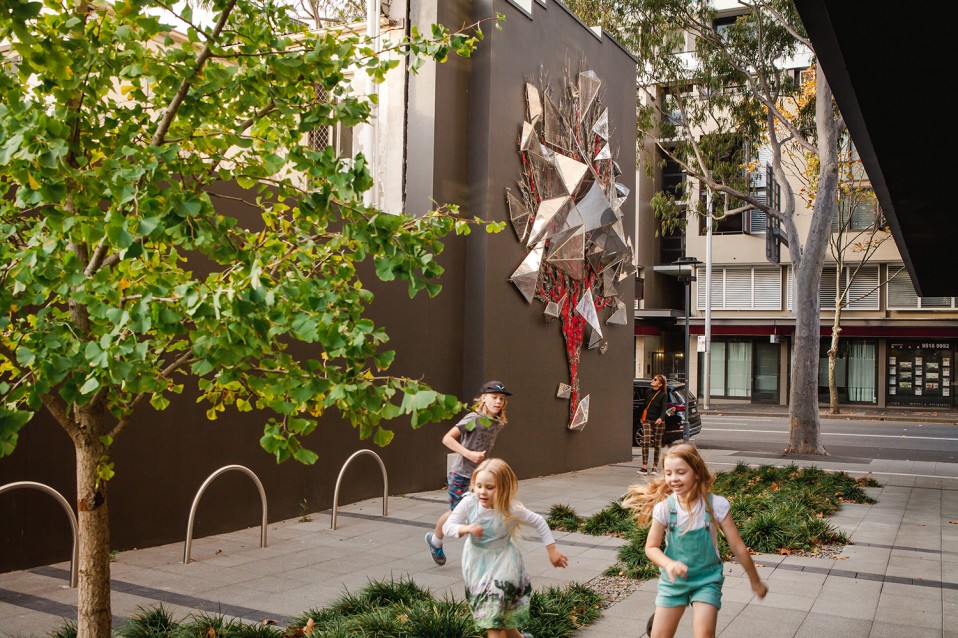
[632,378,702,446]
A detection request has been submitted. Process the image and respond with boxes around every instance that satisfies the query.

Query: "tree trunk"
[786,67,838,456]
[828,307,842,414]
[75,433,112,637]
[787,263,828,454]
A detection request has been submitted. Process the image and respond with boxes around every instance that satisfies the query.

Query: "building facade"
[632,4,958,409]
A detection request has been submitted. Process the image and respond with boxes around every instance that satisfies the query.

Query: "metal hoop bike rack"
[0,481,78,587]
[183,465,267,564]
[330,449,388,530]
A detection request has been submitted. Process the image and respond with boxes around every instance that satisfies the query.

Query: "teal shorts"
[655,572,723,609]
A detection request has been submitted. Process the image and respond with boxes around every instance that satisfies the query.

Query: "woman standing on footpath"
[638,374,669,474]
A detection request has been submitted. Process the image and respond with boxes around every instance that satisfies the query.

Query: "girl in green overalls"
[624,444,767,638]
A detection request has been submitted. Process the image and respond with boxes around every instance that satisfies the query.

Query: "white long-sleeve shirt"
[443,493,556,546]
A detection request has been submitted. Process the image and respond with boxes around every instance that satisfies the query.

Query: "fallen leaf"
[949,520,958,525]
[207,628,215,638]
[833,555,849,560]
[915,524,926,527]
[304,618,315,635]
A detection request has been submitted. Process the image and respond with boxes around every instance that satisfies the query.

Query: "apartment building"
[632,5,958,410]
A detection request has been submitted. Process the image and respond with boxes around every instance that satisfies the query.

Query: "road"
[694,414,958,465]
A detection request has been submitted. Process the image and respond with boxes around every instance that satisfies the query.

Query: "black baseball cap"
[479,380,512,396]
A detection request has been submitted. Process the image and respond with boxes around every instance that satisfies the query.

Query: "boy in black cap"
[425,380,512,565]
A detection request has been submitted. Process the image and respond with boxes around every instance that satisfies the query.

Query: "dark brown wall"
[0,0,637,573]
[460,0,638,478]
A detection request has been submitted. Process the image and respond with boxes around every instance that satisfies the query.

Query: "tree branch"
[109,351,197,439]
[151,0,238,147]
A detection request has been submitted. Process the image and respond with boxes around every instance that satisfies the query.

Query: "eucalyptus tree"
[0,0,492,634]
[822,148,890,415]
[566,0,842,454]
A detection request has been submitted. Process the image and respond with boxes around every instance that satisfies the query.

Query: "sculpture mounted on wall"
[507,69,635,430]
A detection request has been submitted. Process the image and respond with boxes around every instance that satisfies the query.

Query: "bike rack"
[330,449,388,530]
[0,481,78,588]
[183,465,267,564]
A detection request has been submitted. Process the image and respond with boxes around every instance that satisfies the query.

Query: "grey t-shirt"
[449,411,505,479]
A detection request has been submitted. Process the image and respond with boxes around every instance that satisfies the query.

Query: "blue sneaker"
[425,532,446,566]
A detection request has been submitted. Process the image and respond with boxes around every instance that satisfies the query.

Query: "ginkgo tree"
[0,0,496,634]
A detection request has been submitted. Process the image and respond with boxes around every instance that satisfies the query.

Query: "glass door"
[753,341,779,403]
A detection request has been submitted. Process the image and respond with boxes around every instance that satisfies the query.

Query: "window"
[702,339,752,398]
[886,264,957,310]
[787,265,880,311]
[306,86,353,159]
[696,266,782,310]
[697,145,774,236]
[661,85,692,128]
[819,338,877,404]
[832,195,880,232]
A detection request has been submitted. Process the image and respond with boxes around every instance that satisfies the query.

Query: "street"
[694,414,958,466]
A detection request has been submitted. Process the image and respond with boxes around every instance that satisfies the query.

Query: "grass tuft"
[547,503,585,532]
[117,605,180,638]
[47,621,77,638]
[526,583,603,638]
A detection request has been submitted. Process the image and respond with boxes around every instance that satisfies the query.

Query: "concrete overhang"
[794,0,955,296]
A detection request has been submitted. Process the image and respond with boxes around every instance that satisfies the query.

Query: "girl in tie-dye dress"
[443,458,568,638]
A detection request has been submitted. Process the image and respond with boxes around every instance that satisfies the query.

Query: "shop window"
[702,339,752,398]
[888,342,953,407]
[818,339,877,404]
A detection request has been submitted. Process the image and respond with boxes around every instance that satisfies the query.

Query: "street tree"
[0,0,494,634]
[820,145,890,414]
[565,0,842,454]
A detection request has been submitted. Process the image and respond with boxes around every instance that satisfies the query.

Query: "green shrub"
[525,583,602,638]
[47,621,77,638]
[359,576,433,608]
[580,501,636,537]
[403,598,482,638]
[117,606,180,638]
[547,504,584,532]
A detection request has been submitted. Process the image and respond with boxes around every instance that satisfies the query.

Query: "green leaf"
[0,409,33,458]
[292,447,318,464]
[79,376,100,395]
[373,426,394,447]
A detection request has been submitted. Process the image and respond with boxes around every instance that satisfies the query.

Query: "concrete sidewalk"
[1,447,955,637]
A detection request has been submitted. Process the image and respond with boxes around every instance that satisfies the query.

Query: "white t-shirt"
[652,494,730,531]
[443,492,556,546]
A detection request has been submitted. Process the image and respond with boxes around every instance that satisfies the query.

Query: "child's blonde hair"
[470,458,520,535]
[473,393,508,425]
[623,443,716,529]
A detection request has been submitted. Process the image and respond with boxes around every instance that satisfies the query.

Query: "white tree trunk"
[788,260,828,454]
[828,306,842,414]
[786,67,838,455]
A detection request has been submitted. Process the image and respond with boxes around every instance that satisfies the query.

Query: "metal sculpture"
[507,70,635,429]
